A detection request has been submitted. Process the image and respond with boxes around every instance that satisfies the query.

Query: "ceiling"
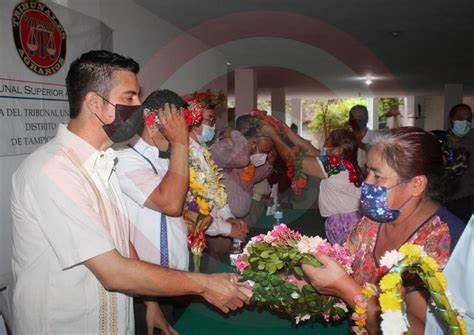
[135,0,474,98]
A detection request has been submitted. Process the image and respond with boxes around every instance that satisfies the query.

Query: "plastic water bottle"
[274,203,283,225]
[229,238,243,268]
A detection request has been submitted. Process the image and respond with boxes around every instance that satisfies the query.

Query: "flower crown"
[182,90,226,127]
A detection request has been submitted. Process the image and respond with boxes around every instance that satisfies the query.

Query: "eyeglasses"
[202,117,217,126]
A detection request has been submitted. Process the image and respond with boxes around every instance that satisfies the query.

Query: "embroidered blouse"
[344,206,464,286]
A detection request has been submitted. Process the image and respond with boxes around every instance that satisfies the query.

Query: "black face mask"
[96,96,143,143]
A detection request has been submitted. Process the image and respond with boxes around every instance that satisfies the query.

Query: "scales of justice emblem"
[12,1,67,76]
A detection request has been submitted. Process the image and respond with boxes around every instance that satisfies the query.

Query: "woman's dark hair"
[372,127,468,201]
[328,129,365,187]
[66,50,139,119]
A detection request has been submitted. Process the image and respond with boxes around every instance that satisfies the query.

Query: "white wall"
[59,0,228,97]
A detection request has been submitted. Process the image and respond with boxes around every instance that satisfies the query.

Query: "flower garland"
[182,90,226,128]
[187,145,227,215]
[319,155,359,185]
[185,145,228,271]
[249,109,288,137]
[143,107,159,126]
[352,283,378,335]
[241,163,255,181]
[377,243,466,335]
[237,224,353,324]
[287,145,308,194]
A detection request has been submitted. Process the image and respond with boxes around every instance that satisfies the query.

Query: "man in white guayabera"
[10,50,251,335]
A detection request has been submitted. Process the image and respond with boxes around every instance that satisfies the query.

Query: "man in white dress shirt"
[10,50,250,335]
[116,90,190,335]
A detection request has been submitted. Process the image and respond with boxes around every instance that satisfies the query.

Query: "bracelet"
[351,283,378,334]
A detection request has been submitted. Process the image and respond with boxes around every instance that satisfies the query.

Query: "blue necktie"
[160,214,169,267]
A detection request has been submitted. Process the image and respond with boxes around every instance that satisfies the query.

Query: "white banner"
[0,0,112,288]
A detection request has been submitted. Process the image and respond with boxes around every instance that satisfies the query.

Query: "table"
[174,209,349,334]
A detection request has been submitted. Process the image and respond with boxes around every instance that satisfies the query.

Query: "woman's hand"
[302,253,354,297]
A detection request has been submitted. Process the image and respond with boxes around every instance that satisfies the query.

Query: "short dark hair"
[449,103,472,119]
[66,50,139,118]
[328,129,365,186]
[138,89,187,135]
[142,89,187,111]
[236,114,252,132]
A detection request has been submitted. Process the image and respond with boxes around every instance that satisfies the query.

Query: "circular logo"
[12,1,67,76]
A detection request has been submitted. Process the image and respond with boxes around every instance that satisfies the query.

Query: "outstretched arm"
[261,124,326,179]
[282,123,319,156]
[85,249,251,313]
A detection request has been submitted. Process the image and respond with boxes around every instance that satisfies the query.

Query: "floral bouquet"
[249,109,288,137]
[185,145,228,272]
[183,210,213,272]
[287,145,308,194]
[377,244,466,335]
[236,224,353,324]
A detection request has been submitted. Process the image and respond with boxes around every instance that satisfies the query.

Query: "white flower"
[379,250,404,269]
[333,302,348,312]
[295,314,311,324]
[263,234,275,244]
[297,236,312,253]
[290,292,300,299]
[297,235,325,254]
[380,310,408,335]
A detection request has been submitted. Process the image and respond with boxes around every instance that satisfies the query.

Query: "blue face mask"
[360,182,410,223]
[196,125,215,144]
[452,120,471,137]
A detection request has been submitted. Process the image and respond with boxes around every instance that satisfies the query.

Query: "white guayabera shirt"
[11,124,134,334]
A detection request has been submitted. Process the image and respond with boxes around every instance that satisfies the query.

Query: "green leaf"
[294,266,303,277]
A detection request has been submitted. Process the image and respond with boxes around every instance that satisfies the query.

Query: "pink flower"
[236,255,249,273]
[253,234,265,243]
[322,312,330,322]
[271,223,288,237]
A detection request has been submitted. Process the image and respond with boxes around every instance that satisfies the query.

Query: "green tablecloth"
[174,209,349,334]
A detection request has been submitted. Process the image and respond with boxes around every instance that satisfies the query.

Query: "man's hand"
[157,103,188,145]
[191,273,251,313]
[144,301,179,335]
[227,218,249,241]
[259,122,278,139]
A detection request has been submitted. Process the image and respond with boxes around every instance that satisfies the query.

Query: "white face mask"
[250,153,267,167]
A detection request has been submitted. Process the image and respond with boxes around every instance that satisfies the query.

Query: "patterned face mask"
[360,182,410,223]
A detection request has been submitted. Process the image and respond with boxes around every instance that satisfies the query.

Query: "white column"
[444,84,463,129]
[290,98,302,132]
[404,96,416,127]
[234,69,257,118]
[367,98,379,130]
[271,88,286,122]
[404,96,428,129]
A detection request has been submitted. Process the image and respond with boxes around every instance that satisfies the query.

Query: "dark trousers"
[133,297,187,335]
